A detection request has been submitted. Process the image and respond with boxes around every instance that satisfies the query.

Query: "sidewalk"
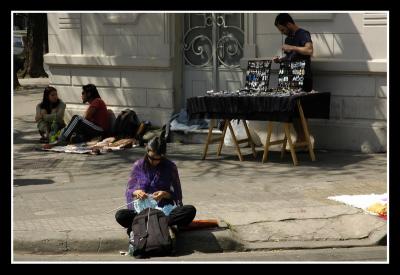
[12,80,387,256]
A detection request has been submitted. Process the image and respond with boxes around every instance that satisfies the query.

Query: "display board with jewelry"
[244,59,272,92]
[278,60,306,91]
[205,60,308,97]
[206,60,273,97]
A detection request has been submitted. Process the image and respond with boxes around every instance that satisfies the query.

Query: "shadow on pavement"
[165,144,375,166]
[174,228,229,256]
[13,128,40,145]
[14,178,55,186]
[168,148,375,168]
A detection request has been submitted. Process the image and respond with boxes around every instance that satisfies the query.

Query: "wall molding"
[44,54,172,69]
[311,58,387,73]
[292,13,335,21]
[103,13,141,25]
[363,13,387,26]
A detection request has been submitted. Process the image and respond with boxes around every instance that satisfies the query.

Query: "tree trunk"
[14,71,21,89]
[14,54,22,88]
[21,14,48,78]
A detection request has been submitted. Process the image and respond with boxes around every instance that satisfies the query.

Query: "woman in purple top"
[115,135,196,236]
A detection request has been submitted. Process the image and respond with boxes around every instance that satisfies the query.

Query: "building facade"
[44,12,387,152]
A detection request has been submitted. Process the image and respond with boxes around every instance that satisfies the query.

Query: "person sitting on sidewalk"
[35,86,66,143]
[58,83,110,144]
[115,134,196,236]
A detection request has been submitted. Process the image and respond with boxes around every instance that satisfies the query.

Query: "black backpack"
[113,109,141,138]
[130,208,173,258]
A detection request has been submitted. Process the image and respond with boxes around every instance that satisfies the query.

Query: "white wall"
[45,13,175,127]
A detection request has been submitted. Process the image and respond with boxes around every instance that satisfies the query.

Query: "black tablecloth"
[187,92,331,122]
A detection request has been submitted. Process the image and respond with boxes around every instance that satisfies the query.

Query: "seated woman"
[115,134,196,236]
[35,86,66,143]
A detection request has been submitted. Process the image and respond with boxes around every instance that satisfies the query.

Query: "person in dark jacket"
[58,83,110,144]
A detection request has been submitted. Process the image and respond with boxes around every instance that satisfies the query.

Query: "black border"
[6,2,398,269]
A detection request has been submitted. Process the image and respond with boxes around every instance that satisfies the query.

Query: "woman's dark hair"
[39,86,60,114]
[274,13,295,27]
[146,134,167,156]
[143,130,167,166]
[82,84,101,101]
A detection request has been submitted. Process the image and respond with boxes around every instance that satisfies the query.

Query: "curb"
[13,231,127,254]
[238,226,387,251]
[13,226,386,254]
[13,228,242,254]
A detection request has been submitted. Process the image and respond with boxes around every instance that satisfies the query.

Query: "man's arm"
[282,42,313,56]
[85,106,96,120]
[273,55,289,63]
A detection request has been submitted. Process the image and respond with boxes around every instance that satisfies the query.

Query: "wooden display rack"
[262,100,315,166]
[202,119,257,161]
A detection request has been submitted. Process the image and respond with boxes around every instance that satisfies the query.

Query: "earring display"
[277,60,306,91]
[244,60,272,93]
[206,59,273,97]
[205,59,308,97]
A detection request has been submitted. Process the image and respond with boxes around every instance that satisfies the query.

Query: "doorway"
[182,13,245,103]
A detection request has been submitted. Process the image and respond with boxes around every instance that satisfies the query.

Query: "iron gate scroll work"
[183,13,244,92]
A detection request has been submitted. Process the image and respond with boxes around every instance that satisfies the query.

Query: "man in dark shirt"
[58,83,110,144]
[273,13,314,144]
[273,13,314,92]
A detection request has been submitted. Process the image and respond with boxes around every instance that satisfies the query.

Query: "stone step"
[170,129,222,144]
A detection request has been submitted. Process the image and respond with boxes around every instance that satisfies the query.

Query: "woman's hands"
[152,191,171,201]
[133,190,171,201]
[133,190,148,200]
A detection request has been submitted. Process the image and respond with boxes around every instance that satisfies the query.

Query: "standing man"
[58,84,110,143]
[273,13,314,143]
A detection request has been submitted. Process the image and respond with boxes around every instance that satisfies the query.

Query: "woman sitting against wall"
[35,86,66,143]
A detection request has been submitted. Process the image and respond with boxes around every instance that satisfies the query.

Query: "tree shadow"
[14,178,54,186]
[258,149,373,168]
[70,142,383,182]
[13,129,41,145]
[162,144,386,182]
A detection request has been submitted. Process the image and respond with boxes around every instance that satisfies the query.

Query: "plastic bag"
[133,196,177,216]
[133,197,158,213]
[224,120,261,147]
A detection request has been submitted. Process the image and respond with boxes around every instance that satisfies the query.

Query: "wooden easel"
[202,119,257,161]
[262,100,316,166]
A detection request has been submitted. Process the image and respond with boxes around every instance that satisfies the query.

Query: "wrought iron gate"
[183,13,244,100]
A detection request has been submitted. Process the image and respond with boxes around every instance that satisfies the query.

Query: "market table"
[186,91,330,165]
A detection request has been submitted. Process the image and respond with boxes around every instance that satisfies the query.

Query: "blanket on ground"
[41,137,139,154]
[327,193,387,219]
